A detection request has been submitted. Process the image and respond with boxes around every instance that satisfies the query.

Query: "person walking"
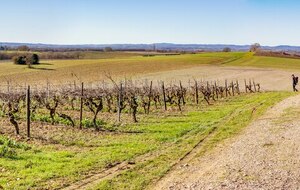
[292,74,298,92]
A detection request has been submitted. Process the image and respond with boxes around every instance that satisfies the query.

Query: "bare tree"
[250,43,261,52]
[223,47,231,52]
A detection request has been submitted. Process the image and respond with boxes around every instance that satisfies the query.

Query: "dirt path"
[154,94,300,190]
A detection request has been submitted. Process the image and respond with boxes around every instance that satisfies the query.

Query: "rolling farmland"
[2,0,300,189]
[1,52,299,91]
[0,51,299,189]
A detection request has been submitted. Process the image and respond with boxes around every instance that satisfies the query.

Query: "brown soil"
[137,65,299,92]
[1,64,299,92]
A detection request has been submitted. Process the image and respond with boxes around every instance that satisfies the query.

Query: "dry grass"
[1,51,300,90]
[0,52,238,86]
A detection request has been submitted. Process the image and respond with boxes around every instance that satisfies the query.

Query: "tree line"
[0,51,82,61]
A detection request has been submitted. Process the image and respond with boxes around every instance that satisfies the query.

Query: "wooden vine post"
[244,79,248,93]
[225,79,228,97]
[195,81,199,104]
[231,81,235,96]
[147,81,153,114]
[73,80,77,91]
[214,81,218,99]
[206,81,209,91]
[179,81,186,105]
[46,80,50,99]
[26,85,31,138]
[253,80,257,92]
[7,80,10,94]
[162,82,167,111]
[79,82,84,129]
[117,83,123,122]
[236,80,240,94]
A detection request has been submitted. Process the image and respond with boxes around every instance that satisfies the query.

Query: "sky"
[1,0,300,46]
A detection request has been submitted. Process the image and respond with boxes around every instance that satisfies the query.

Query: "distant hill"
[1,42,300,52]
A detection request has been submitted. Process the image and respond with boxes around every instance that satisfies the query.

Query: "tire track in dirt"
[60,128,205,190]
[61,126,214,190]
[154,94,300,190]
[61,102,254,190]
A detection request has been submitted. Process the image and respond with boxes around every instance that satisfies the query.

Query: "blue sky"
[1,0,300,45]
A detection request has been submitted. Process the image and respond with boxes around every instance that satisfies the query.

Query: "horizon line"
[1,41,300,47]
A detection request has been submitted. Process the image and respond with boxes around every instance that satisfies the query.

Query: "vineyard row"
[0,79,260,138]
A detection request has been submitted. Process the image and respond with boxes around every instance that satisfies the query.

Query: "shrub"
[12,54,39,66]
[12,55,26,65]
[26,54,40,65]
[223,47,231,52]
[104,47,113,52]
[31,54,39,64]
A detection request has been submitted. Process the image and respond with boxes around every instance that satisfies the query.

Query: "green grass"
[94,92,293,190]
[0,136,30,159]
[225,53,300,70]
[0,92,292,190]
